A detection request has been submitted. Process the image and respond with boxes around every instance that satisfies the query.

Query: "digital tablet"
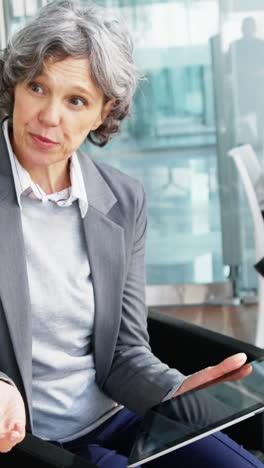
[127,357,264,467]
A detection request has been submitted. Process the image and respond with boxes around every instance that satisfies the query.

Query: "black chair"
[2,308,264,465]
[0,432,97,467]
[147,308,264,452]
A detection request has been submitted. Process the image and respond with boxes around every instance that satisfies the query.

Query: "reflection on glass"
[86,0,222,285]
[225,16,264,148]
[217,2,264,296]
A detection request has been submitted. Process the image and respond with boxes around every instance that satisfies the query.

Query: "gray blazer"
[0,122,184,432]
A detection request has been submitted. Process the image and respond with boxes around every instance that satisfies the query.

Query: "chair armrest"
[147,308,264,373]
[0,432,98,467]
[147,308,264,451]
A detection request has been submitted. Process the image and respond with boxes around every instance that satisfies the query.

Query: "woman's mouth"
[30,133,60,149]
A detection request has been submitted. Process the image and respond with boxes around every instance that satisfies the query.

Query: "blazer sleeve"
[102,182,186,415]
[0,372,16,386]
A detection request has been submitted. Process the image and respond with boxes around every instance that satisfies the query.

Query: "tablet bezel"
[127,357,264,467]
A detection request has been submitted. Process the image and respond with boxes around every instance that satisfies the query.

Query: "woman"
[0,1,261,467]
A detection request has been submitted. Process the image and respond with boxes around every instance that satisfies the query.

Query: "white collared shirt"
[2,119,88,218]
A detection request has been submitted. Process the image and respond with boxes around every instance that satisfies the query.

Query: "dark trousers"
[52,408,264,467]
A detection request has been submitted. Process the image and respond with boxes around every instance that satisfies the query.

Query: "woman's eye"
[30,83,44,94]
[71,97,87,107]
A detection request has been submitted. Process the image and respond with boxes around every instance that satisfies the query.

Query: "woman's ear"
[101,99,115,123]
[91,99,115,131]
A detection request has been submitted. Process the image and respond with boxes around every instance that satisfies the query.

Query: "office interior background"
[1,0,264,344]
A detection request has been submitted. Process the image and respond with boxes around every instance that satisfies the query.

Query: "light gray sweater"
[21,195,120,442]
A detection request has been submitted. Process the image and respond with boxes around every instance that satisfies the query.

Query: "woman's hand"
[173,352,252,397]
[0,380,26,452]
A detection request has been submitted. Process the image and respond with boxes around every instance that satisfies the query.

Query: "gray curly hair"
[0,0,139,146]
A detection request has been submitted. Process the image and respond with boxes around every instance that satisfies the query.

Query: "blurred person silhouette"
[226,17,264,145]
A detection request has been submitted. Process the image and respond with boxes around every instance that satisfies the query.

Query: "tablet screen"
[127,357,264,467]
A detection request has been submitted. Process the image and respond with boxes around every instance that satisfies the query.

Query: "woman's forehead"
[32,56,104,100]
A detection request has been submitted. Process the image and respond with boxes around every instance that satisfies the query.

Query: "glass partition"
[3,0,43,37]
[83,0,225,287]
[213,0,264,298]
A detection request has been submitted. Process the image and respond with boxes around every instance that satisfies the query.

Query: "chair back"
[229,145,264,260]
[229,144,264,347]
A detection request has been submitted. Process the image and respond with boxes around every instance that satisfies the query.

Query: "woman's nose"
[38,99,61,127]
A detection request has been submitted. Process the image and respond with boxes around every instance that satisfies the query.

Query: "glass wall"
[2,0,263,300]
[213,0,264,298]
[3,0,43,37]
[85,0,225,286]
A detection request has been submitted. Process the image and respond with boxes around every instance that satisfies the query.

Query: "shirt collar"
[2,119,88,218]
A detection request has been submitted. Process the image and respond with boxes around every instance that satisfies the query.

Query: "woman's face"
[11,56,113,174]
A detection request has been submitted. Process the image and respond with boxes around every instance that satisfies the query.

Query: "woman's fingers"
[8,429,22,442]
[206,353,248,379]
[0,381,26,452]
[192,363,253,391]
[5,420,24,434]
[174,353,250,396]
[0,426,25,453]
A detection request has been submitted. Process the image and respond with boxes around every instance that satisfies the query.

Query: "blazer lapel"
[79,153,125,385]
[83,208,125,385]
[0,123,32,425]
